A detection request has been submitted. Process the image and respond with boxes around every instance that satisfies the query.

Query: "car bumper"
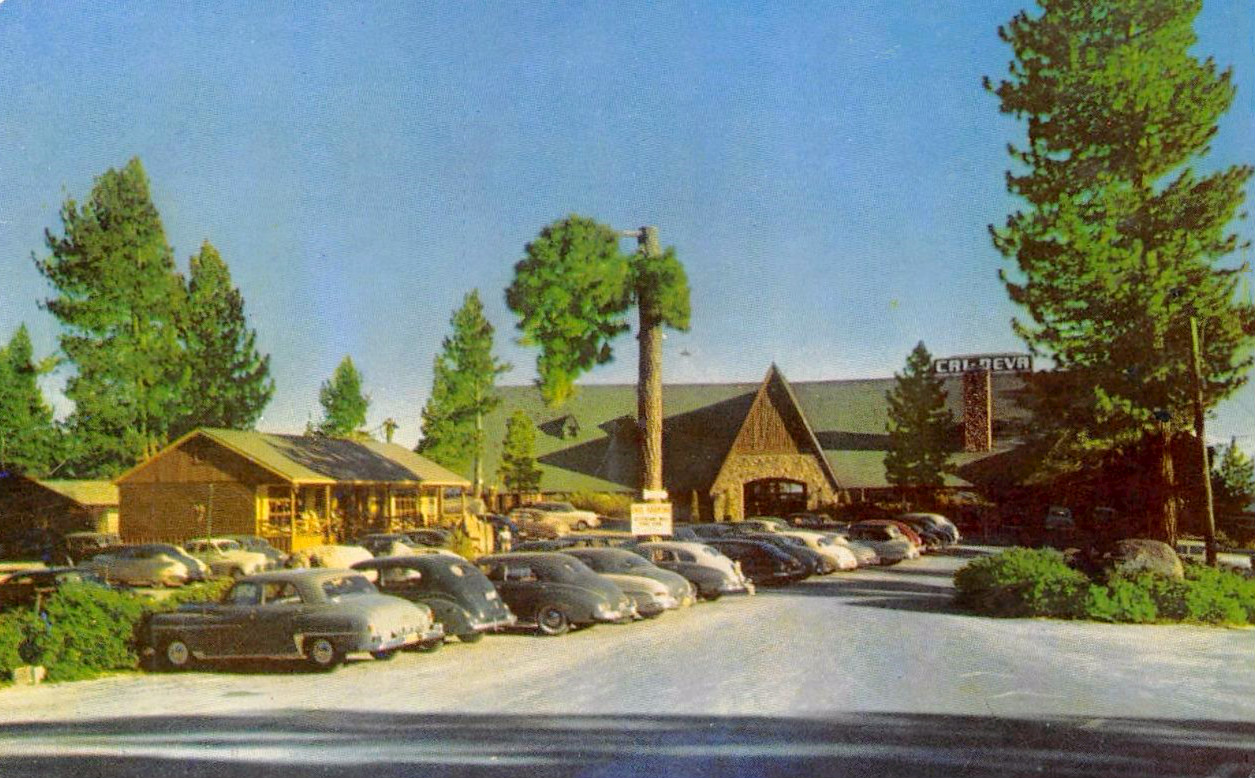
[364,624,444,652]
[469,614,518,633]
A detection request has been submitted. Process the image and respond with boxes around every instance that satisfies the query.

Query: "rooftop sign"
[933,354,1032,375]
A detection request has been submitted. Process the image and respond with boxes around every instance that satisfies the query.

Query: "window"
[322,575,376,600]
[382,567,422,585]
[227,582,262,606]
[503,565,537,583]
[678,551,696,563]
[263,582,301,605]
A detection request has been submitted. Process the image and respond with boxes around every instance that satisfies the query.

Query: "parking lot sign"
[631,502,673,536]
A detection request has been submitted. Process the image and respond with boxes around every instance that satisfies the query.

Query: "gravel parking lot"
[2,548,1254,776]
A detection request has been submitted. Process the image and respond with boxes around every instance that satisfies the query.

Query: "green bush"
[1082,578,1158,623]
[31,583,146,681]
[148,578,232,610]
[953,547,1088,618]
[0,610,43,679]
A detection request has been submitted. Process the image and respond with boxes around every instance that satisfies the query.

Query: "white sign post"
[631,501,674,537]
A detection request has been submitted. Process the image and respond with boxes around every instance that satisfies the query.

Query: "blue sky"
[1,1,1253,449]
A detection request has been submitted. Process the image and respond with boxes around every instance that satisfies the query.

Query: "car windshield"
[321,574,377,600]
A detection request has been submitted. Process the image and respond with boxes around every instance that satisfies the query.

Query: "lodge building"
[477,364,1030,519]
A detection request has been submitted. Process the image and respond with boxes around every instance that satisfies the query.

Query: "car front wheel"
[158,638,195,672]
[535,604,570,636]
[574,520,589,531]
[304,637,343,671]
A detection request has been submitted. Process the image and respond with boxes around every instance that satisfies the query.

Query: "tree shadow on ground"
[755,572,964,615]
[0,710,1251,777]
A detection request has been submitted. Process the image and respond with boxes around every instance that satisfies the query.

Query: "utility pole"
[1189,315,1218,566]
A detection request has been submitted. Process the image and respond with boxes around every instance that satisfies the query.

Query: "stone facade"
[709,452,839,520]
[962,370,993,452]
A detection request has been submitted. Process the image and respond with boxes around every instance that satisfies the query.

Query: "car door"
[251,581,305,657]
[496,563,541,618]
[203,580,266,657]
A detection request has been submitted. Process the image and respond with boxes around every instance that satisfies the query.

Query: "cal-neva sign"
[932,353,1032,375]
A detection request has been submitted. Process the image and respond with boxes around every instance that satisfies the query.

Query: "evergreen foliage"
[987,1,1255,540]
[318,356,370,437]
[884,342,953,488]
[498,410,542,493]
[37,158,190,475]
[1212,441,1255,516]
[417,290,510,494]
[172,241,273,439]
[0,325,59,474]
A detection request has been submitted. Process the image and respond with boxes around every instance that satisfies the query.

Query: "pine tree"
[884,342,954,488]
[0,325,60,474]
[498,410,542,493]
[1212,441,1255,517]
[318,356,369,437]
[36,157,189,475]
[417,290,510,495]
[506,216,690,494]
[172,241,273,438]
[987,0,1254,542]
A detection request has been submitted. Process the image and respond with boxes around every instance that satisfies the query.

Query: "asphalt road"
[2,549,1255,777]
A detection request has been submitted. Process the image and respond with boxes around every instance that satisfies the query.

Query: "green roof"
[472,371,1027,493]
[35,480,118,506]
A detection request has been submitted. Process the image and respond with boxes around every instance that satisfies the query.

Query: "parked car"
[777,530,859,570]
[857,519,926,550]
[220,535,288,567]
[405,528,454,547]
[562,547,695,608]
[897,512,961,544]
[703,538,809,585]
[475,552,634,636]
[786,513,847,531]
[353,555,516,643]
[739,517,791,533]
[83,544,207,587]
[666,525,701,542]
[845,523,919,564]
[285,544,374,570]
[507,509,562,540]
[521,502,602,533]
[183,537,270,578]
[0,567,108,611]
[142,568,442,671]
[689,523,744,540]
[1175,539,1254,571]
[825,533,880,567]
[742,532,835,575]
[630,541,753,600]
[63,532,122,564]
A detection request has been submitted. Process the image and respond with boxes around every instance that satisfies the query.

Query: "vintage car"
[183,537,271,578]
[703,538,809,585]
[475,552,634,636]
[352,555,516,642]
[221,535,288,566]
[518,502,601,533]
[285,544,374,569]
[630,541,754,600]
[846,522,919,564]
[741,532,835,575]
[0,567,109,611]
[777,530,859,570]
[83,543,207,587]
[562,547,695,608]
[142,569,443,671]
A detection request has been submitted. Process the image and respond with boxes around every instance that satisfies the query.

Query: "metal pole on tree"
[1189,316,1218,566]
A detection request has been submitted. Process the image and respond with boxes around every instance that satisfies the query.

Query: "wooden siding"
[0,475,99,538]
[122,435,277,486]
[732,388,804,455]
[119,481,257,543]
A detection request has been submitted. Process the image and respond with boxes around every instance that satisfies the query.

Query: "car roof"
[353,554,464,570]
[239,568,364,585]
[637,541,712,552]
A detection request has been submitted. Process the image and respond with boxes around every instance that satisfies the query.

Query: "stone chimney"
[962,371,993,452]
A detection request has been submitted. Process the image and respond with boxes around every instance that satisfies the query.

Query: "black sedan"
[475,552,634,636]
[0,567,108,611]
[703,538,809,585]
[742,532,836,575]
[142,569,443,671]
[353,555,516,643]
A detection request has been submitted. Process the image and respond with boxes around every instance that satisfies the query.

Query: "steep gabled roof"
[35,480,118,507]
[117,429,470,487]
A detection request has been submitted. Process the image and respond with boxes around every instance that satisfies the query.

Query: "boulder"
[1107,539,1184,580]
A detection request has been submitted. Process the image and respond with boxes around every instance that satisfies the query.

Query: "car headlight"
[594,601,611,616]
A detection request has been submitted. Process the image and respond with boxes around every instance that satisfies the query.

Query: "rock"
[1107,539,1184,580]
[11,665,45,685]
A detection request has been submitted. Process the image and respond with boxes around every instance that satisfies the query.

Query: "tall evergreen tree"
[172,240,274,438]
[318,356,369,437]
[498,410,542,493]
[884,342,953,488]
[36,157,189,475]
[988,0,1254,542]
[0,325,60,474]
[1212,440,1255,517]
[506,216,689,494]
[417,290,510,495]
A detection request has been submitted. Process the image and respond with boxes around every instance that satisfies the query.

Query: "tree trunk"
[636,227,664,496]
[473,408,483,499]
[1153,425,1178,544]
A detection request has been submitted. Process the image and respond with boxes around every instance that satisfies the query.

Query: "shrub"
[0,610,43,679]
[566,492,633,518]
[147,578,233,610]
[1082,578,1157,623]
[954,547,1088,618]
[31,583,146,681]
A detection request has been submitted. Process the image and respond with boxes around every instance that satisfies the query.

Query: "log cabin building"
[476,364,1030,520]
[115,428,471,552]
[0,475,119,540]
